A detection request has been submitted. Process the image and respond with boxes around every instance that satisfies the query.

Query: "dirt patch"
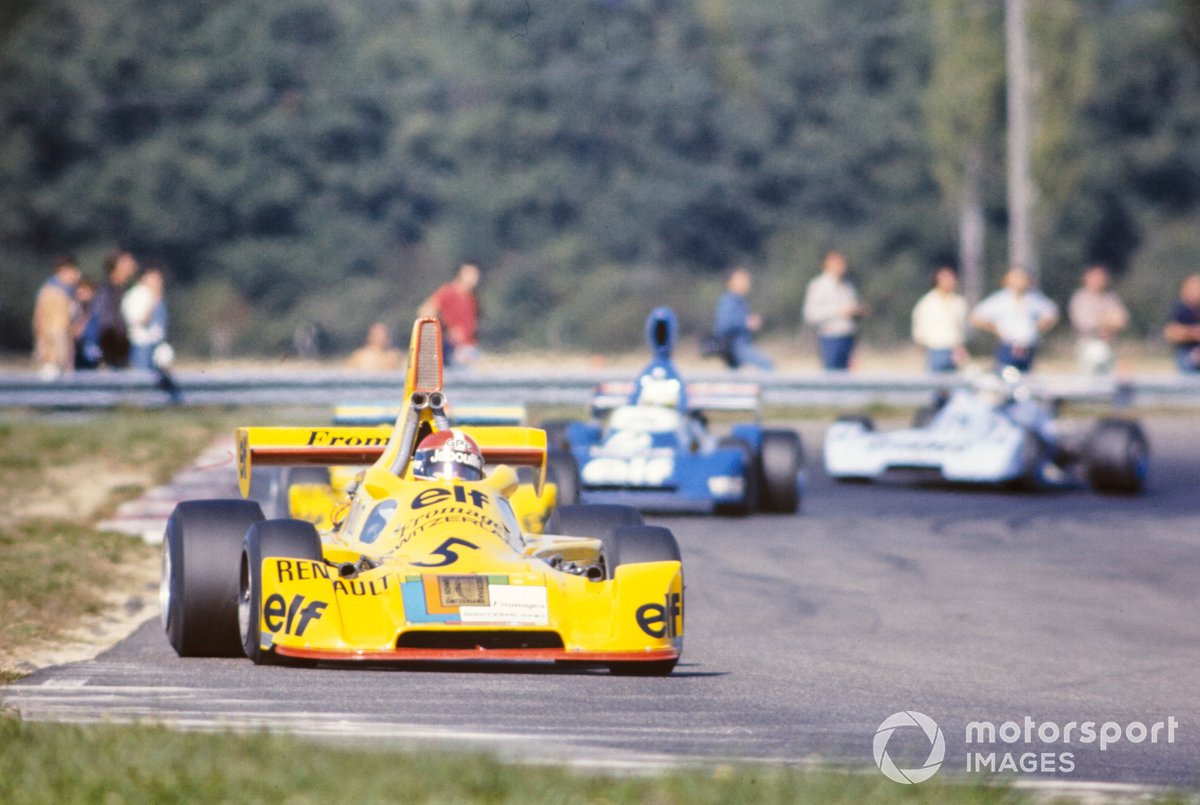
[0,552,159,676]
[6,461,153,524]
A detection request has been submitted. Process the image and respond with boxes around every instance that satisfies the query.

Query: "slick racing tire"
[239,519,324,665]
[545,503,643,538]
[1084,419,1148,494]
[757,430,804,513]
[714,436,758,516]
[162,499,264,657]
[539,420,573,452]
[600,525,682,677]
[545,448,580,506]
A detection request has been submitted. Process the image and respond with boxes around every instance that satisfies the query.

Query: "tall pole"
[1005,0,1036,281]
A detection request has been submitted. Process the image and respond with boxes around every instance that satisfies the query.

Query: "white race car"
[823,375,1148,493]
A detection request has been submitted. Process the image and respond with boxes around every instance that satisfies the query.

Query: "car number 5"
[411,538,480,568]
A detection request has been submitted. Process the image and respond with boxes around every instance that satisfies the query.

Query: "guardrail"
[1,368,1197,409]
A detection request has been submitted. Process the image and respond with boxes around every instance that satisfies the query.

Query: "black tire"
[546,503,643,537]
[1085,419,1149,494]
[756,430,804,513]
[162,499,264,657]
[545,448,580,506]
[247,467,285,518]
[714,436,757,516]
[539,420,573,452]
[239,519,325,665]
[835,414,875,431]
[600,525,681,676]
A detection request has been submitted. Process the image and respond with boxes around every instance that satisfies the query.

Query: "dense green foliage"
[1,0,1198,355]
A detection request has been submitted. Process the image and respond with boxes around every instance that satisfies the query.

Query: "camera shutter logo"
[873,711,945,784]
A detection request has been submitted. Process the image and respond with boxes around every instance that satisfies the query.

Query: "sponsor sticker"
[438,575,489,607]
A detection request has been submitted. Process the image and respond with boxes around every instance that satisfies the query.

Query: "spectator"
[348,322,404,371]
[969,265,1059,373]
[122,267,167,370]
[713,266,773,371]
[419,262,481,366]
[1164,273,1200,374]
[31,256,81,379]
[72,278,99,370]
[1068,264,1129,375]
[92,250,138,368]
[911,265,969,373]
[803,250,867,371]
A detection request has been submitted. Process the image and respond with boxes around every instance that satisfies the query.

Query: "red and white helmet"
[412,429,485,481]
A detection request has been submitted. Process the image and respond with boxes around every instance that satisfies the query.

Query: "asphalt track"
[4,417,1199,787]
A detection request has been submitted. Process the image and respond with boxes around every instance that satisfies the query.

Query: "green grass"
[0,716,1037,805]
[0,409,244,670]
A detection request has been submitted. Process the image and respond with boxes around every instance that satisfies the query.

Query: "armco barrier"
[1,368,1197,409]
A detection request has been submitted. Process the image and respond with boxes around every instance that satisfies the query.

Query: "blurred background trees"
[1,0,1198,356]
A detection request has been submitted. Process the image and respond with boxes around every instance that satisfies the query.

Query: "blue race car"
[544,308,804,514]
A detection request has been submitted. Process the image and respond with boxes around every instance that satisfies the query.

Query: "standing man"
[911,265,969,373]
[713,266,773,371]
[419,261,481,366]
[1068,264,1129,375]
[803,250,867,371]
[1164,274,1200,374]
[969,265,1059,373]
[31,256,81,378]
[92,250,138,368]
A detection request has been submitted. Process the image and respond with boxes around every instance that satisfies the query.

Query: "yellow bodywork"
[234,318,682,666]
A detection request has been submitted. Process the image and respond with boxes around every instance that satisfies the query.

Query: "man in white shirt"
[969,265,1059,372]
[911,265,969,373]
[1068,264,1129,375]
[803,250,867,370]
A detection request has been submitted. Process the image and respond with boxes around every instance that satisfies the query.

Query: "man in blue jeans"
[1164,274,1200,374]
[713,267,773,370]
[803,250,867,370]
[969,265,1059,372]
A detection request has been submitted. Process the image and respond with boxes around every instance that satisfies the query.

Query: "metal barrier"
[1,367,1197,409]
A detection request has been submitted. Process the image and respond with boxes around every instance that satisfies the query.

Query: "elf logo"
[636,592,682,639]
[263,594,327,637]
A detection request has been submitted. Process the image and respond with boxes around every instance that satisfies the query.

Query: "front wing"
[255,557,683,664]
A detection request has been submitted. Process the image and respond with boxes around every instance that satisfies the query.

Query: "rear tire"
[539,420,573,452]
[545,503,642,537]
[600,525,681,676]
[714,436,757,516]
[239,519,324,665]
[545,449,580,506]
[1085,419,1148,494]
[757,430,803,513]
[162,499,264,657]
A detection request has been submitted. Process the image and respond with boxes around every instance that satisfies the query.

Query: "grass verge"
[0,716,1043,805]
[0,408,241,675]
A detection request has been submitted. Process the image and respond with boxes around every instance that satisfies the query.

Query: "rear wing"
[591,381,761,414]
[236,425,547,497]
[333,402,527,427]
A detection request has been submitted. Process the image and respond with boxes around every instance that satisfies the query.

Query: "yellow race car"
[161,318,683,674]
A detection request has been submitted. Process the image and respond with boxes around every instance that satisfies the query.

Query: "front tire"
[1085,419,1148,494]
[714,436,757,516]
[162,499,264,657]
[545,448,580,506]
[757,430,804,513]
[600,525,682,676]
[239,519,324,665]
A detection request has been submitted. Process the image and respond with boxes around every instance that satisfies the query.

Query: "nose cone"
[646,307,678,357]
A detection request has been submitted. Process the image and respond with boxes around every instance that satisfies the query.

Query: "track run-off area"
[4,417,1199,788]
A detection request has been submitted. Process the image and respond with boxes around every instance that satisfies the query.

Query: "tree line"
[1,0,1198,357]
